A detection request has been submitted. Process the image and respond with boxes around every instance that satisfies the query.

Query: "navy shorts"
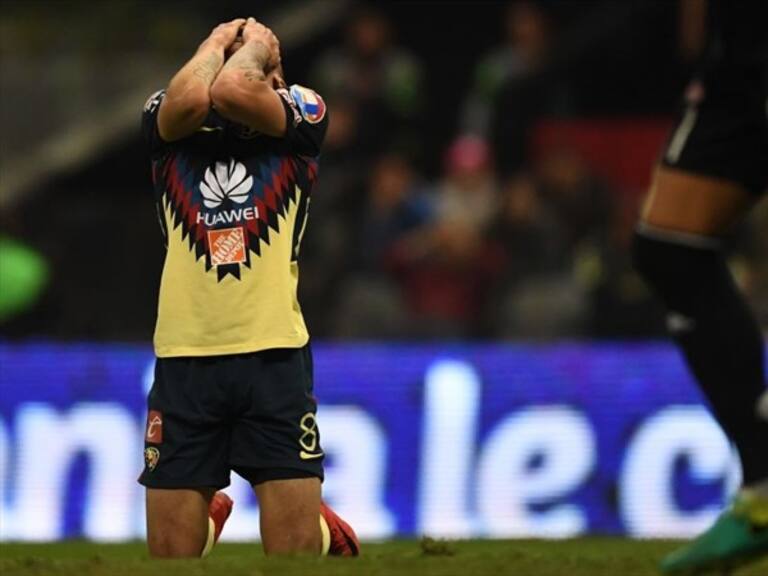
[138,345,324,489]
[661,61,767,196]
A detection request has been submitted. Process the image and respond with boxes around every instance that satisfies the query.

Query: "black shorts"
[138,345,324,490]
[660,61,768,196]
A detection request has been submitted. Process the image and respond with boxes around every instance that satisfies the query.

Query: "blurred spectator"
[354,153,432,273]
[487,172,563,285]
[434,135,498,232]
[463,0,552,137]
[529,146,665,337]
[387,221,503,338]
[587,229,667,338]
[380,137,503,338]
[535,146,612,249]
[491,149,618,339]
[485,172,584,339]
[332,153,432,338]
[471,1,573,175]
[310,4,424,160]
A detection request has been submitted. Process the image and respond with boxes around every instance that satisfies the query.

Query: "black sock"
[633,228,768,485]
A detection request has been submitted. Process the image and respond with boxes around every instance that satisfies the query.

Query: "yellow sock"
[319,514,331,556]
[200,517,216,558]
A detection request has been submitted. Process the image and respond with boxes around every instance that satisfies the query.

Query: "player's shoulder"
[278,84,328,127]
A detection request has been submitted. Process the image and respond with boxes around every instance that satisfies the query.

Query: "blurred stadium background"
[1,0,766,545]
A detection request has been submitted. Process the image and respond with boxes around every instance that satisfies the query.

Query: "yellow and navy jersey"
[141,84,328,357]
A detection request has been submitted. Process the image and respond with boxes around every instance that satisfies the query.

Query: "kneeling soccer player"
[138,17,359,558]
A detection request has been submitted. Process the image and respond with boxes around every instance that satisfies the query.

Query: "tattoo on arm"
[191,51,224,84]
[244,69,266,82]
[220,41,272,82]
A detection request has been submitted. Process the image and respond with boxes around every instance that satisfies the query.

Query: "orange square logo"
[145,410,163,443]
[208,227,246,266]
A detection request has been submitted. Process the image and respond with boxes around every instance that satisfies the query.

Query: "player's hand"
[201,19,246,51]
[241,17,281,71]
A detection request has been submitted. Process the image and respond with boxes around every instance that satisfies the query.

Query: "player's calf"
[256,477,325,555]
[632,226,768,485]
[146,487,216,558]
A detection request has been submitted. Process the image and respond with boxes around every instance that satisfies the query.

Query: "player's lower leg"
[201,491,234,557]
[255,477,359,556]
[146,487,217,558]
[633,227,768,573]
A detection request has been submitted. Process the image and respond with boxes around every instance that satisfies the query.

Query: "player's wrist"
[198,36,229,54]
[242,39,274,69]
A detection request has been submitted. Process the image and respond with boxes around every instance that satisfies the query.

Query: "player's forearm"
[210,40,285,136]
[215,38,272,83]
[158,43,226,140]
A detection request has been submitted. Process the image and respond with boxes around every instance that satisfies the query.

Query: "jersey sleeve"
[141,89,167,155]
[276,85,329,156]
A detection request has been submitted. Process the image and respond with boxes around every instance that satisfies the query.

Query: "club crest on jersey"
[144,447,160,471]
[290,85,326,124]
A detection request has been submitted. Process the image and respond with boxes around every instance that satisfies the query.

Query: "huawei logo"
[200,159,253,209]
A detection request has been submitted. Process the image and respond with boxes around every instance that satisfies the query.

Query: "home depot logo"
[208,227,246,267]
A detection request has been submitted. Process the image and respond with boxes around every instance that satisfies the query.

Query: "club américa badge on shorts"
[144,447,160,472]
[289,85,326,124]
[144,410,163,472]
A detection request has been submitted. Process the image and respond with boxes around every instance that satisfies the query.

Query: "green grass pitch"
[1,539,767,576]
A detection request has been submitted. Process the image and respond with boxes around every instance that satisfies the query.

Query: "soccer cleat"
[320,501,360,557]
[202,491,233,556]
[209,491,234,543]
[660,490,768,574]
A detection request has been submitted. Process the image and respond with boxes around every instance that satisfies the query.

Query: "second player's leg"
[634,166,768,572]
[640,167,753,233]
[254,477,323,554]
[146,487,214,557]
[634,166,767,486]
